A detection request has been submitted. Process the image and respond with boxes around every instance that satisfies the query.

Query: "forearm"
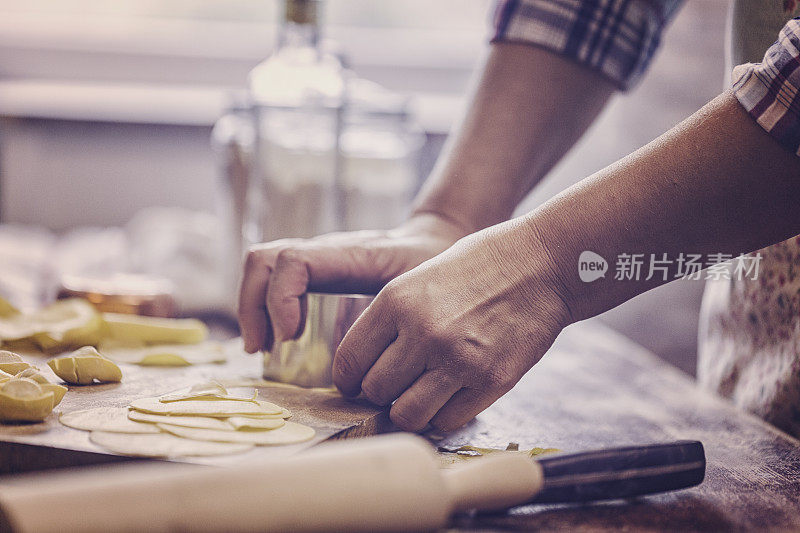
[411,43,615,234]
[522,91,800,322]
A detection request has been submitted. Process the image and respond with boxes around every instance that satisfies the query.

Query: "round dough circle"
[129,397,282,417]
[90,431,253,457]
[158,421,315,446]
[60,407,161,434]
[128,410,234,431]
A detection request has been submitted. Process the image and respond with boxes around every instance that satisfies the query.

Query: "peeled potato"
[0,378,55,422]
[1,338,46,357]
[0,351,32,374]
[90,431,253,457]
[48,346,122,385]
[101,313,208,345]
[15,367,67,406]
[158,421,314,446]
[128,411,235,431]
[130,397,281,417]
[100,341,225,367]
[24,299,102,350]
[60,407,161,434]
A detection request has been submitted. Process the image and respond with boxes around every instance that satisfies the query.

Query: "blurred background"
[0,0,729,376]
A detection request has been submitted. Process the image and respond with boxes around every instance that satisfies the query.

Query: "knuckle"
[274,247,305,270]
[479,364,516,392]
[360,377,390,406]
[332,348,360,381]
[390,406,425,432]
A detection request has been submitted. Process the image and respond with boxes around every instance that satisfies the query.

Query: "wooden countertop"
[441,319,800,531]
[0,318,798,531]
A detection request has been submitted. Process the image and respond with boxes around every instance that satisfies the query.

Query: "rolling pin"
[0,434,704,532]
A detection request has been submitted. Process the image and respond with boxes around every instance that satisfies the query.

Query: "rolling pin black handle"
[528,440,705,504]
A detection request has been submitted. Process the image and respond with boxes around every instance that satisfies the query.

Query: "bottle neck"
[277,20,319,51]
[277,0,320,51]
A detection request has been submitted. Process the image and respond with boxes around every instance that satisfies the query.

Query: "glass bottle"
[244,0,347,247]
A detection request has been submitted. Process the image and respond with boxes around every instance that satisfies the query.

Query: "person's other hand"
[238,214,468,353]
[332,221,572,432]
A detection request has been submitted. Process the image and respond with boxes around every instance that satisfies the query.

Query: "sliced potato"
[101,313,208,345]
[100,341,225,367]
[159,382,256,403]
[0,338,45,357]
[48,346,122,385]
[0,378,55,422]
[129,397,281,417]
[28,299,102,350]
[128,410,235,431]
[158,421,314,446]
[60,407,161,434]
[15,368,67,406]
[90,431,253,457]
[0,351,32,374]
[227,416,286,431]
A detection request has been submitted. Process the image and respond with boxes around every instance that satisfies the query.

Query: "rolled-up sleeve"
[733,18,800,157]
[491,0,684,90]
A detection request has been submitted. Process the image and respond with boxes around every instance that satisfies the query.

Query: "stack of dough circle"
[59,381,315,458]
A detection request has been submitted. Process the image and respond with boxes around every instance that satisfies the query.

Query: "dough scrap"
[159,382,256,403]
[90,431,252,457]
[60,407,161,434]
[158,421,315,446]
[128,411,234,431]
[129,397,282,417]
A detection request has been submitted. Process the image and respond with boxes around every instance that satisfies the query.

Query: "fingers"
[429,388,497,432]
[239,237,386,352]
[389,371,461,432]
[265,243,388,343]
[333,300,397,397]
[359,338,425,406]
[265,249,311,343]
[238,253,272,353]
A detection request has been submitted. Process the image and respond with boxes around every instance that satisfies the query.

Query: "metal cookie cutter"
[263,292,374,388]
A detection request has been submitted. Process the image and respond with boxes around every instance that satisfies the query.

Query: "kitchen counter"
[442,319,800,531]
[0,319,797,531]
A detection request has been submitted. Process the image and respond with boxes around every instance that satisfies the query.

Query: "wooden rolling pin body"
[0,435,543,532]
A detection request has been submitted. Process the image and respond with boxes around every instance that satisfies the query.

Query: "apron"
[698,0,800,438]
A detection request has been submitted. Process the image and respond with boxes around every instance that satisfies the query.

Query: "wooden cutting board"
[0,349,389,474]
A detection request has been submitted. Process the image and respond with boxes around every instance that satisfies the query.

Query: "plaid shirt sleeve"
[732,18,800,157]
[491,0,684,90]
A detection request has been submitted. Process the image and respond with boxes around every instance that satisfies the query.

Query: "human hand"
[238,214,468,353]
[332,220,573,432]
